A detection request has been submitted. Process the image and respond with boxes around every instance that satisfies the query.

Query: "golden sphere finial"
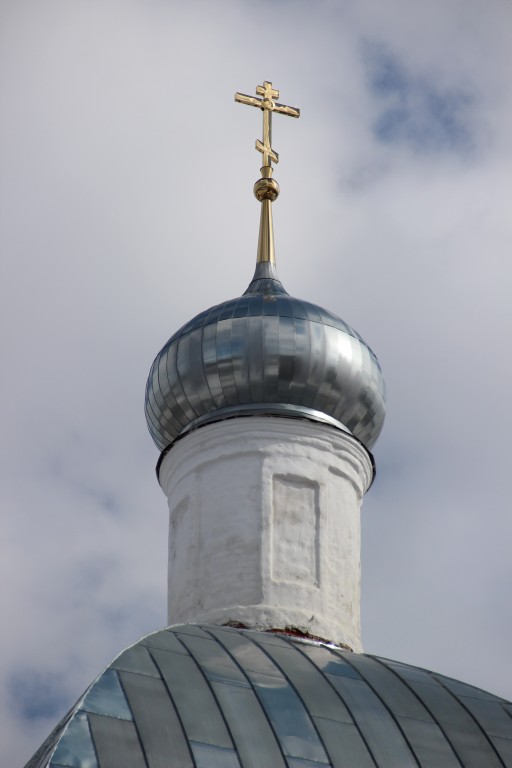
[253,177,280,202]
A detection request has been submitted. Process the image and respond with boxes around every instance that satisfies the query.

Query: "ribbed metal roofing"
[26,624,512,768]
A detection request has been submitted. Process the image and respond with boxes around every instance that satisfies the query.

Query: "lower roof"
[26,624,512,768]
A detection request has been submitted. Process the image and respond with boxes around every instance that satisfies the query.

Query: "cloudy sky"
[1,0,511,764]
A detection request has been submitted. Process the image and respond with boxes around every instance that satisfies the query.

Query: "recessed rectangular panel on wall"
[271,475,319,587]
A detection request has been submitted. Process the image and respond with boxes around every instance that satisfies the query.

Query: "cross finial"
[234,81,300,267]
[235,81,300,172]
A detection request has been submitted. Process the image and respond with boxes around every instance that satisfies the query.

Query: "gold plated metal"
[235,81,300,264]
[235,81,300,171]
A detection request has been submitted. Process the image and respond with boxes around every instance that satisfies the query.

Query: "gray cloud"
[363,41,476,154]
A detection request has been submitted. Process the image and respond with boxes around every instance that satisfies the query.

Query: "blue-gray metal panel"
[165,341,197,424]
[140,630,189,654]
[262,294,280,316]
[441,677,508,703]
[145,388,177,445]
[275,295,295,319]
[50,712,97,768]
[405,679,503,767]
[181,328,214,415]
[246,316,264,403]
[207,629,328,762]
[298,645,362,680]
[308,322,328,413]
[397,717,461,768]
[239,630,295,649]
[111,645,160,678]
[312,718,375,768]
[490,737,512,766]
[219,300,237,321]
[248,670,329,763]
[232,296,251,319]
[258,643,353,723]
[286,759,331,768]
[206,628,286,676]
[211,681,287,768]
[262,316,280,400]
[461,697,512,739]
[202,322,225,406]
[189,741,240,768]
[178,634,250,687]
[277,316,297,402]
[88,714,146,768]
[189,305,214,331]
[346,655,432,721]
[145,390,173,441]
[176,333,202,417]
[301,321,323,412]
[203,300,229,327]
[326,675,417,768]
[294,298,322,325]
[323,325,343,400]
[287,317,310,399]
[231,318,250,401]
[178,303,215,334]
[456,696,512,763]
[246,277,287,296]
[215,319,239,404]
[149,647,233,749]
[174,625,213,639]
[151,359,170,414]
[156,352,186,427]
[377,660,438,685]
[119,671,193,768]
[80,670,132,721]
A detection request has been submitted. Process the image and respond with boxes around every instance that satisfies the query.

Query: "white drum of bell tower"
[158,416,374,652]
[147,80,385,652]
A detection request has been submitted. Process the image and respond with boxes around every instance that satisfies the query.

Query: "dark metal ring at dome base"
[154,407,376,487]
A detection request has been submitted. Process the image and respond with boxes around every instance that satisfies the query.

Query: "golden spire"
[235,81,300,265]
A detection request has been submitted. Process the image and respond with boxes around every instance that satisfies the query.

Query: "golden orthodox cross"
[235,81,300,169]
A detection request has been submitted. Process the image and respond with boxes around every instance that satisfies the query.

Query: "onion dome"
[145,261,385,454]
[145,81,386,456]
[29,624,512,768]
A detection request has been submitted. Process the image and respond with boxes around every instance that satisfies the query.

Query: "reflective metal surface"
[27,624,512,768]
[146,81,385,456]
[145,261,386,454]
[235,80,300,172]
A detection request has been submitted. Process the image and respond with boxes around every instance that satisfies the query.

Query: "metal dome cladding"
[145,262,386,454]
[28,624,512,768]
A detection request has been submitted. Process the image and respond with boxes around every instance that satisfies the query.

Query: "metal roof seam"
[336,654,424,768]
[431,673,508,768]
[144,644,199,768]
[369,656,467,768]
[286,641,380,768]
[174,632,245,765]
[116,672,151,768]
[200,626,290,767]
[241,634,333,766]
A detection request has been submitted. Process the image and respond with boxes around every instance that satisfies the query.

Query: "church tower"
[26,82,512,768]
[145,80,385,651]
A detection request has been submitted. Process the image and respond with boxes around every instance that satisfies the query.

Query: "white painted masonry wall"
[158,416,374,651]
